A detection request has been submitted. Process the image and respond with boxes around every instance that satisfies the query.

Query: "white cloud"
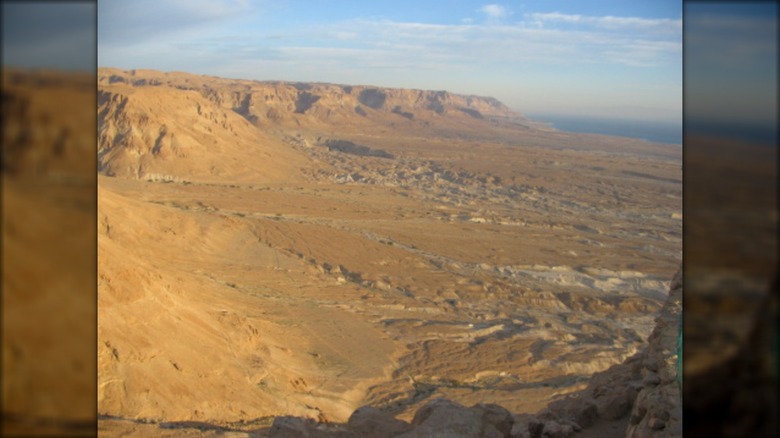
[525,12,682,36]
[529,12,582,24]
[307,15,680,69]
[480,4,510,21]
[98,0,255,47]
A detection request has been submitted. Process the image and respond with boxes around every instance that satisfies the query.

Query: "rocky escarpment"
[96,74,317,183]
[96,68,543,183]
[98,68,532,134]
[265,268,683,438]
[624,268,682,437]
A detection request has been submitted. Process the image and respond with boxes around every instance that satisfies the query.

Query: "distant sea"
[527,113,683,146]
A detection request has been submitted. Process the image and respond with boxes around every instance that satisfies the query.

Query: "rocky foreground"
[96,267,681,438]
[263,268,682,438]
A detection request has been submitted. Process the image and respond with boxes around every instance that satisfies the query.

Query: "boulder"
[397,398,511,438]
[269,416,356,438]
[597,386,635,420]
[402,398,482,438]
[471,403,514,437]
[346,406,412,438]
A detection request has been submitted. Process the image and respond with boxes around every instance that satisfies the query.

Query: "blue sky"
[95,0,683,122]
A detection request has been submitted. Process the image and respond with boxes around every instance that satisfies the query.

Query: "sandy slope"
[99,180,401,422]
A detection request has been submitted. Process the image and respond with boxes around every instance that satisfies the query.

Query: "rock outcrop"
[508,267,681,438]
[98,68,524,128]
[624,268,682,437]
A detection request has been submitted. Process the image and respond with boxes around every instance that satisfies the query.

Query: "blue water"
[527,113,683,146]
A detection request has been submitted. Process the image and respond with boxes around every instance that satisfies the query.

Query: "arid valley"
[90,68,683,436]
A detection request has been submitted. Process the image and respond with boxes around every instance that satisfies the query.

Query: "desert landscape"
[7,2,777,435]
[92,68,682,436]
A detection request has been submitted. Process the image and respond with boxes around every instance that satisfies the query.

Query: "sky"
[94,0,683,123]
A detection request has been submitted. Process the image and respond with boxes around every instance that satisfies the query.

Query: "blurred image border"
[1,0,98,436]
[682,0,778,436]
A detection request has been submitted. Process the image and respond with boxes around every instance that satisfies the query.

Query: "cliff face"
[97,72,316,183]
[97,68,538,183]
[624,268,682,437]
[98,68,521,128]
